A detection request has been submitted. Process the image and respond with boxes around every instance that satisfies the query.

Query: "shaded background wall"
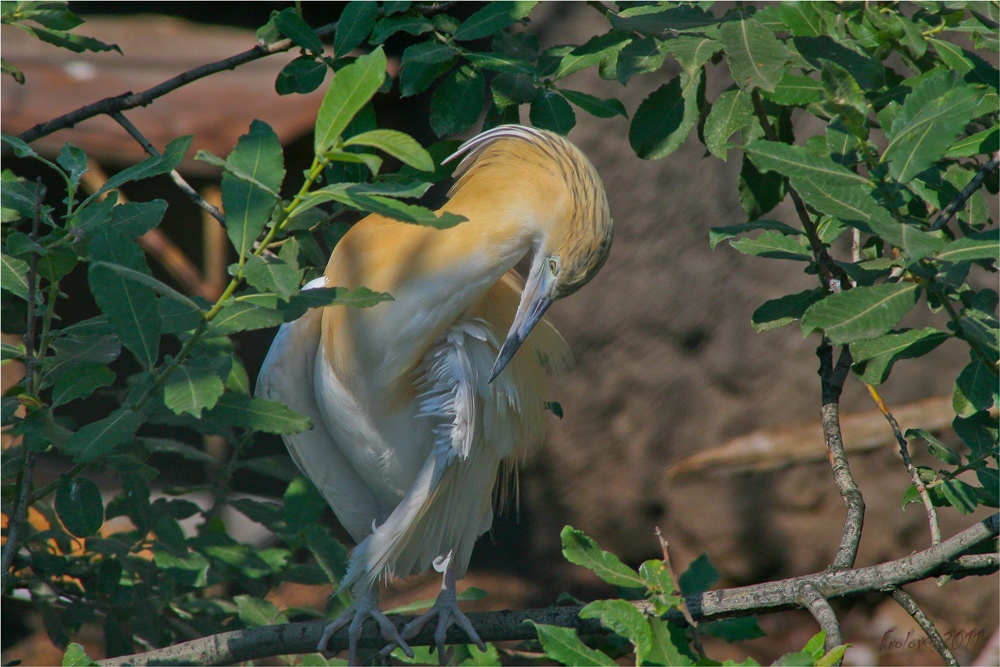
[2,3,996,665]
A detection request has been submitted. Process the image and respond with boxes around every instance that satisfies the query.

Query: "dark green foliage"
[3,1,996,664]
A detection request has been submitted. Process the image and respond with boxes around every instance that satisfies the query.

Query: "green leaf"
[281,287,394,317]
[57,143,88,184]
[801,283,921,345]
[560,526,644,588]
[235,595,288,627]
[316,47,386,153]
[13,23,120,56]
[275,56,327,95]
[936,228,999,263]
[945,127,999,159]
[334,1,378,55]
[64,408,142,461]
[663,35,722,77]
[1,252,32,300]
[678,553,718,595]
[530,89,576,136]
[905,428,962,466]
[370,15,433,44]
[304,524,349,583]
[752,289,825,332]
[850,328,949,384]
[778,3,824,37]
[763,72,824,105]
[431,66,486,136]
[243,255,301,302]
[274,8,324,54]
[729,230,811,262]
[703,616,767,642]
[609,5,717,33]
[163,359,226,418]
[219,120,285,259]
[527,622,617,667]
[953,355,998,416]
[883,71,982,184]
[91,261,204,317]
[630,69,702,160]
[454,1,537,41]
[85,136,191,206]
[62,643,98,667]
[941,478,978,514]
[1,341,23,362]
[107,200,168,238]
[616,36,667,86]
[546,31,631,81]
[581,599,652,657]
[644,618,696,666]
[704,88,753,159]
[344,129,434,172]
[311,185,463,228]
[720,15,789,93]
[44,335,121,387]
[710,220,803,249]
[399,42,457,98]
[558,89,627,119]
[206,301,285,337]
[55,477,104,537]
[953,412,998,458]
[88,229,161,368]
[140,437,214,463]
[738,154,785,220]
[233,455,301,482]
[51,362,115,408]
[207,394,311,434]
[746,140,869,187]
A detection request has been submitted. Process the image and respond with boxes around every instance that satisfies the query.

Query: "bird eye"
[548,258,559,275]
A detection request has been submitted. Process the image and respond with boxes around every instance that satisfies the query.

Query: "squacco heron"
[257,124,613,663]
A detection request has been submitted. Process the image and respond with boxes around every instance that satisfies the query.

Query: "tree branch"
[799,584,842,659]
[3,22,338,157]
[865,383,942,545]
[110,112,226,226]
[888,587,959,667]
[98,513,998,667]
[929,150,1000,232]
[818,344,866,571]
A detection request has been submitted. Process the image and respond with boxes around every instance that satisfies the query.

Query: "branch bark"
[3,22,338,157]
[98,513,998,666]
[889,586,959,667]
[928,150,1000,231]
[799,584,842,659]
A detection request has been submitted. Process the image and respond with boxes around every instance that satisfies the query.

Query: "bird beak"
[490,261,555,383]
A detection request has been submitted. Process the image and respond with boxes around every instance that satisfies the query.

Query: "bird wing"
[256,302,382,543]
[340,272,571,591]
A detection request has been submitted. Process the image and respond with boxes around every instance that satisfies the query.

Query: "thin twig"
[750,90,852,293]
[929,151,1000,232]
[655,527,705,660]
[799,584,843,661]
[98,514,998,666]
[865,383,942,546]
[5,22,338,156]
[0,179,45,594]
[819,344,866,571]
[888,587,959,667]
[110,112,226,226]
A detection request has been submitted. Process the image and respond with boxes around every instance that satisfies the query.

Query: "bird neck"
[323,185,549,406]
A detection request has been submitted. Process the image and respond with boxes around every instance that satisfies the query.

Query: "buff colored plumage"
[256,125,612,663]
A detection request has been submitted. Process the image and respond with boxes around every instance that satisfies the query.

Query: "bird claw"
[395,590,487,665]
[317,588,414,665]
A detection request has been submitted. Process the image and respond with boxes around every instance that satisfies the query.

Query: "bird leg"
[317,585,414,665]
[395,564,487,665]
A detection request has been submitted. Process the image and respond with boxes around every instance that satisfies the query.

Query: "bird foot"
[389,586,487,665]
[317,587,414,665]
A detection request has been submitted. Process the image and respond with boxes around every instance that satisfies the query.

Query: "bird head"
[444,125,613,382]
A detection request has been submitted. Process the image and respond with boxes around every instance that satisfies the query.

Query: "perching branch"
[865,383,942,546]
[818,343,866,571]
[888,586,959,667]
[110,111,226,226]
[3,22,338,157]
[98,513,998,667]
[798,584,842,659]
[928,150,1000,232]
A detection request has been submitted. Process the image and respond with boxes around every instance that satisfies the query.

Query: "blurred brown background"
[2,3,997,665]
